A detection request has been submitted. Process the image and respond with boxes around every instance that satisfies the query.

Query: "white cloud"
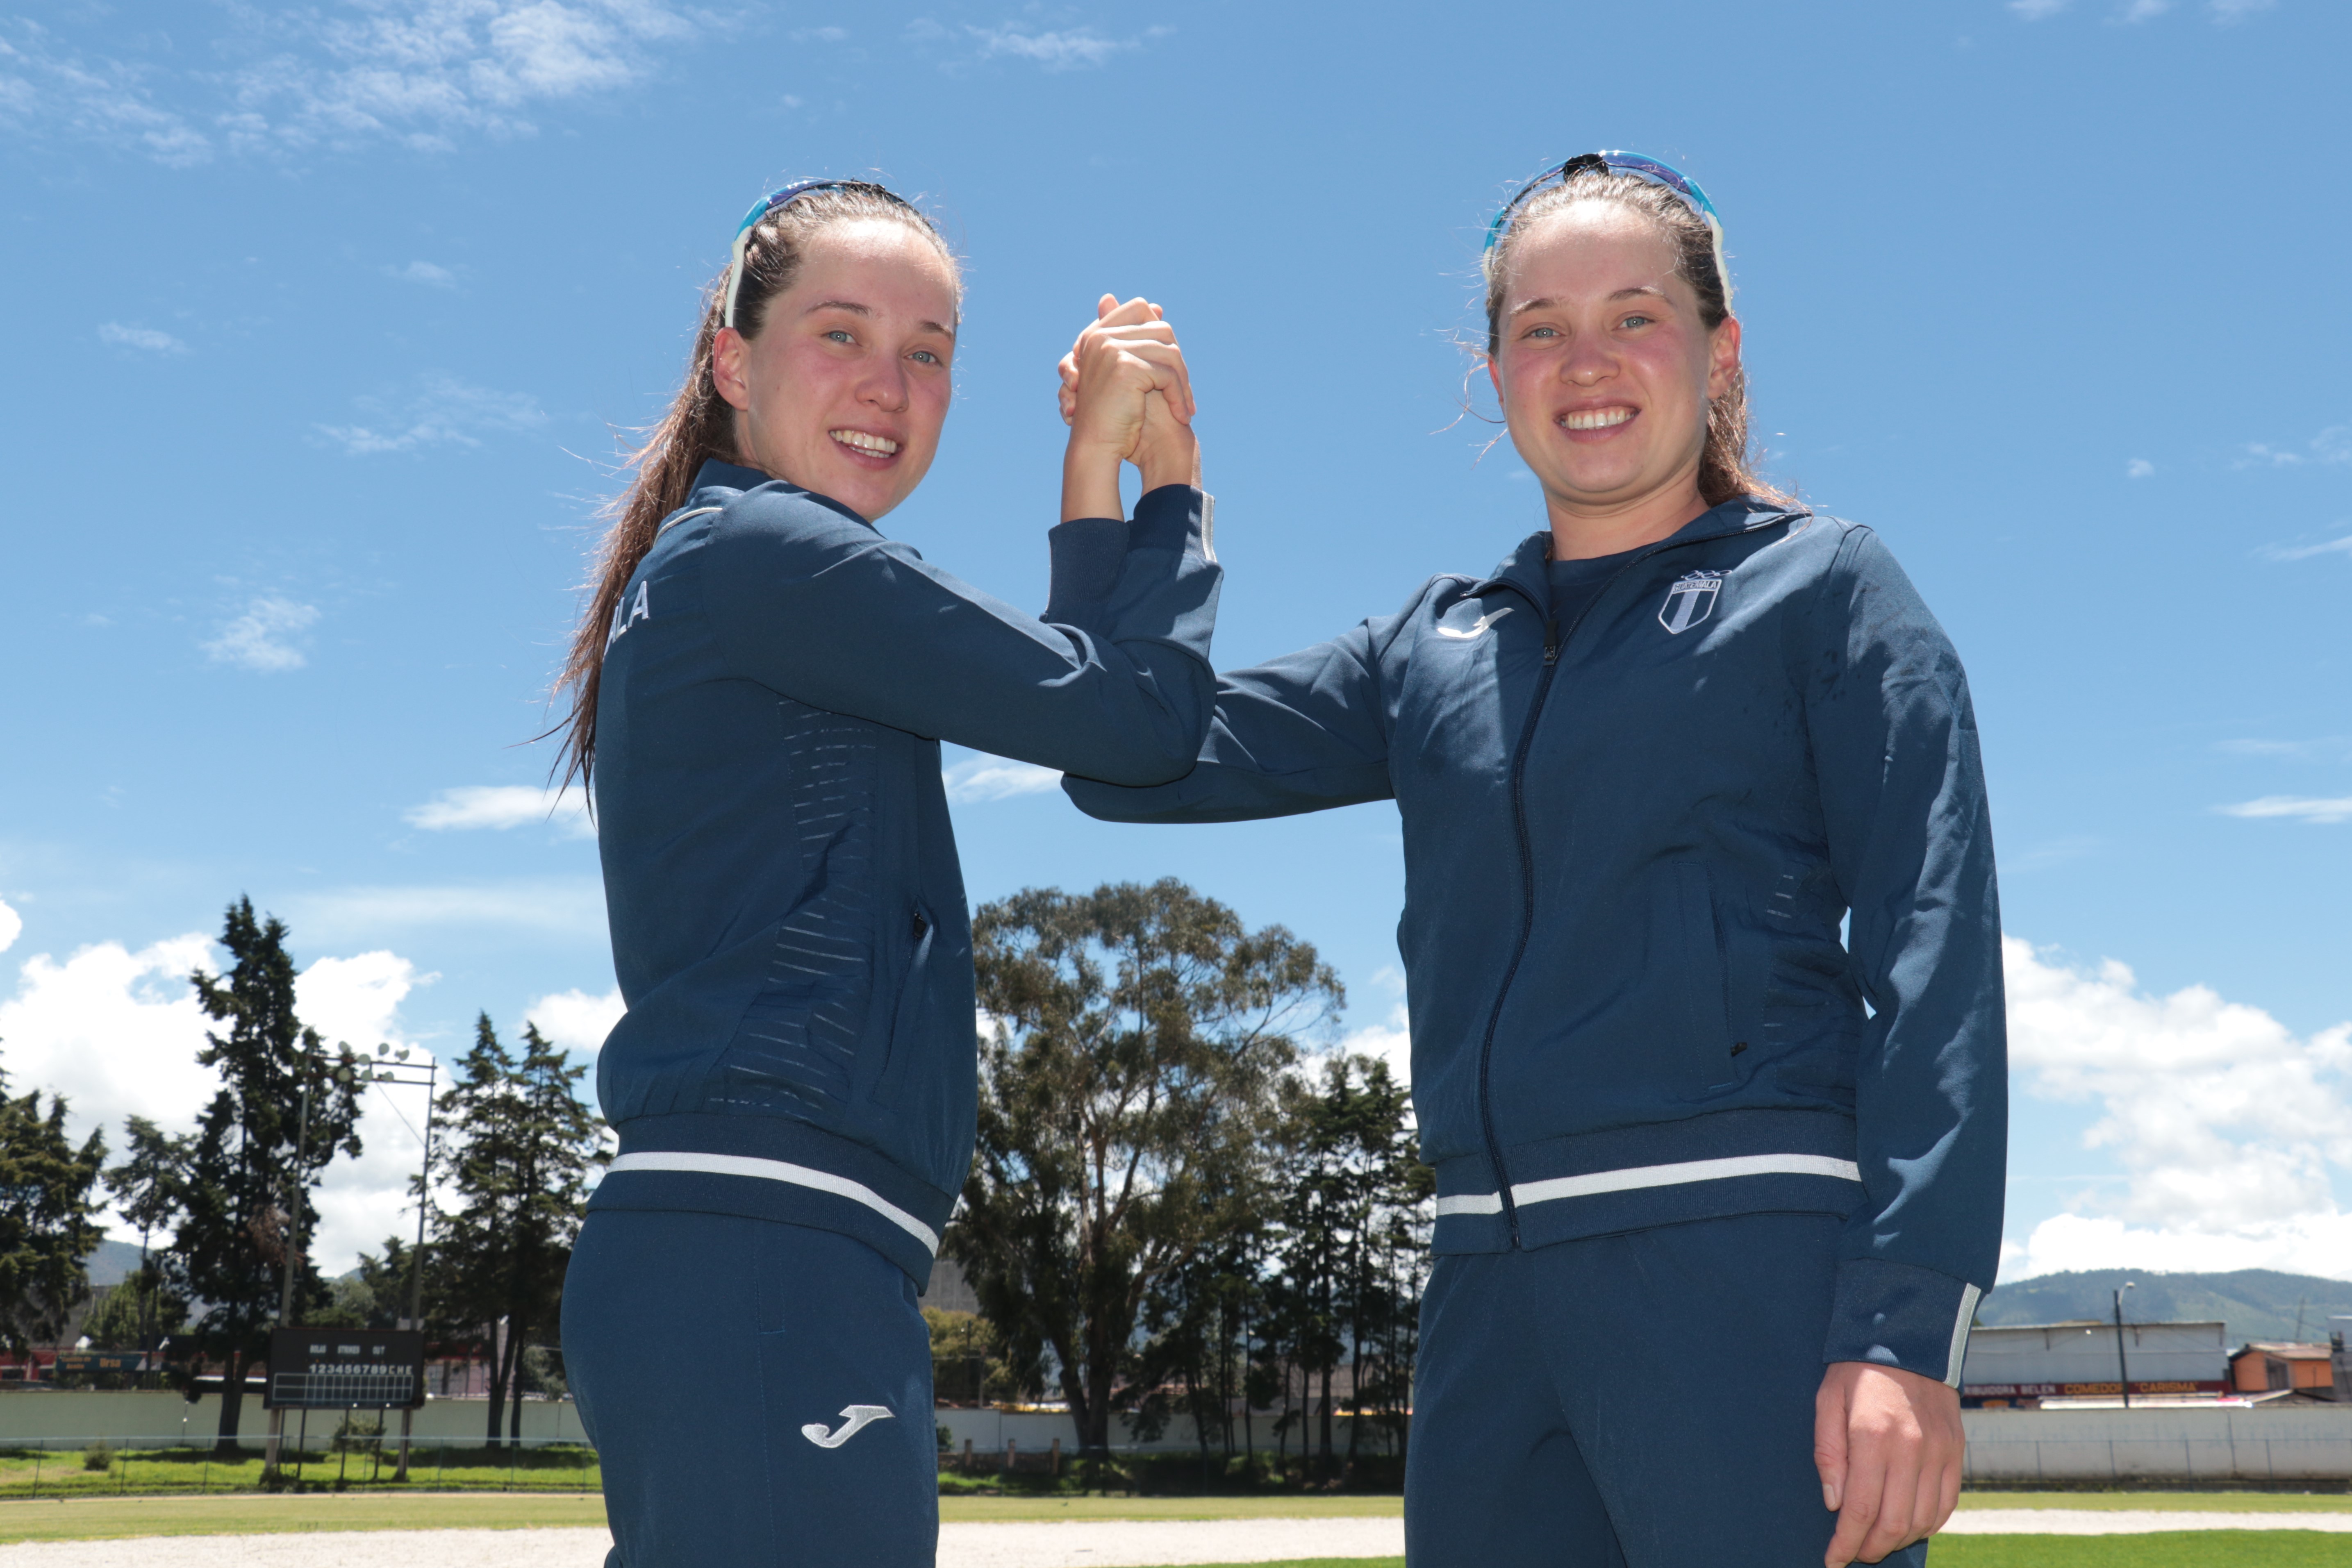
[2209,0,2275,20]
[202,597,320,672]
[0,934,218,1134]
[0,25,214,164]
[2216,737,2332,758]
[1337,966,1411,1087]
[290,877,609,944]
[293,953,439,1273]
[388,260,457,288]
[2002,936,2352,1280]
[2217,795,2352,825]
[2259,534,2352,562]
[2007,1210,2352,1281]
[316,374,548,455]
[97,322,187,354]
[0,898,19,955]
[2125,457,2153,478]
[968,25,1129,68]
[2118,0,2169,19]
[2009,0,2068,17]
[2238,423,2350,469]
[525,985,623,1057]
[405,784,593,838]
[910,19,1170,71]
[0,929,442,1273]
[793,25,849,42]
[942,757,1062,803]
[298,951,432,1054]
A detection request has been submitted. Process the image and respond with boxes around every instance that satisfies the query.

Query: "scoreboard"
[263,1327,425,1410]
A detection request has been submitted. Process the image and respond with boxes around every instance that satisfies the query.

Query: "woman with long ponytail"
[557,180,1220,1567]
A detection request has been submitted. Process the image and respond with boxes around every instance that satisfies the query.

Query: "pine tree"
[429,1016,604,1443]
[1265,1054,1428,1474]
[168,898,365,1454]
[0,1051,108,1355]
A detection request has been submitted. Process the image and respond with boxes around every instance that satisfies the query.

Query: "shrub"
[81,1441,115,1473]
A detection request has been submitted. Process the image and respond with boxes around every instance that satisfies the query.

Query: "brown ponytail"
[1481,170,1790,510]
[552,184,957,790]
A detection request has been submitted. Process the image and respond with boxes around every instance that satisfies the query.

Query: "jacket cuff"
[1824,1258,1984,1387]
[1128,484,1214,564]
[1043,516,1128,618]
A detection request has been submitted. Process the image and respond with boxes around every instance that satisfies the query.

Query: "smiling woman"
[1064,152,2008,1568]
[548,179,1222,1568]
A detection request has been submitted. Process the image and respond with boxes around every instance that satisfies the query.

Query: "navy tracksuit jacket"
[1067,495,2007,1387]
[585,460,1221,1282]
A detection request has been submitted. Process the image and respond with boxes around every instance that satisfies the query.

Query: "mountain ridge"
[1985,1268,2352,1343]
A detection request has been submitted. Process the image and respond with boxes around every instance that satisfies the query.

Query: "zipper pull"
[1543,618,1562,666]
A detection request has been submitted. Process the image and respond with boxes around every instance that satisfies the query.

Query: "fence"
[944,1436,1065,1477]
[0,1433,601,1498]
[0,1390,585,1445]
[1961,1406,2352,1485]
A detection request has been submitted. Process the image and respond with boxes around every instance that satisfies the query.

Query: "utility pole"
[394,1055,438,1482]
[2112,1282,2137,1410]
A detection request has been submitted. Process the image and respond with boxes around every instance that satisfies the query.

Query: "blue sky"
[2,0,2347,1282]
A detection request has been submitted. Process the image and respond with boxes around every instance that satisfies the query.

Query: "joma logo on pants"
[801,1404,894,1448]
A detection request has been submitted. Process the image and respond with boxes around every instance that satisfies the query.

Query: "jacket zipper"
[1467,530,1742,1247]
[1472,597,1559,1245]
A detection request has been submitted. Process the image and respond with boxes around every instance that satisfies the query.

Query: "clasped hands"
[1058,293,1199,523]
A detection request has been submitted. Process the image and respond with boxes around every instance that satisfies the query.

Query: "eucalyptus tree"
[952,878,1342,1458]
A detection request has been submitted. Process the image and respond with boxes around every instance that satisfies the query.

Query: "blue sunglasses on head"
[1486,151,1730,302]
[723,179,919,329]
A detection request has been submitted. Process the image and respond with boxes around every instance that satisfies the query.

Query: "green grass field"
[0,1493,609,1543]
[1954,1491,2352,1513]
[2,1486,2348,1549]
[0,1443,600,1498]
[1174,1549,2352,1568]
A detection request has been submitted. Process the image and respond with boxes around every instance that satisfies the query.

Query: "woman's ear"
[1706,315,1743,401]
[1486,352,1505,409]
[712,325,753,412]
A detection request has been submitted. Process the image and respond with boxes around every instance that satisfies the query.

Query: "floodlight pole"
[2112,1282,2136,1410]
[397,1057,437,1482]
[263,1073,316,1475]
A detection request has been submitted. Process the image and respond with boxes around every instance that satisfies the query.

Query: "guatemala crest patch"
[1657,570,1725,635]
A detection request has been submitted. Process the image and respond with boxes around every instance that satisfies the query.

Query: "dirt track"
[4,1509,2350,1565]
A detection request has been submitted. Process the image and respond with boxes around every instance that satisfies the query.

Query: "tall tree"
[430,1016,604,1443]
[1265,1054,1429,1472]
[0,1052,108,1355]
[169,898,364,1454]
[952,879,1341,1457]
[102,1116,194,1374]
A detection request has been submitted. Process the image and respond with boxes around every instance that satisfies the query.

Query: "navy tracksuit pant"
[1406,1213,1932,1568]
[563,1211,937,1568]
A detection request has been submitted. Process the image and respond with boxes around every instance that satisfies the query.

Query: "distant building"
[2230,1340,2341,1399]
[1960,1320,2227,1408]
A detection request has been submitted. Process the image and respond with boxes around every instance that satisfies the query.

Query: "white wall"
[0,1391,587,1448]
[933,1407,1376,1458]
[1963,1405,2352,1483]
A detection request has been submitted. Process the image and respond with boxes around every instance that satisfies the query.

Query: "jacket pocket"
[1669,862,1738,1095]
[867,903,935,1109]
